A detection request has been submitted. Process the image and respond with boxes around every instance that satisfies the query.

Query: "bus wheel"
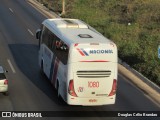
[3,91,9,96]
[56,81,60,99]
[40,61,44,74]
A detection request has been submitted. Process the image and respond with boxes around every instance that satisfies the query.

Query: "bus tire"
[56,80,61,99]
[40,61,44,75]
[3,91,9,96]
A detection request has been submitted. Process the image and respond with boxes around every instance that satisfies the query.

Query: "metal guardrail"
[119,58,160,93]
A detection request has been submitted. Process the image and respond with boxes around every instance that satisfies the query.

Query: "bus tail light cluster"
[4,79,8,85]
[108,79,117,96]
[68,79,77,97]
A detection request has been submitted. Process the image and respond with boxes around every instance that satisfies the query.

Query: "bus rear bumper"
[67,96,116,106]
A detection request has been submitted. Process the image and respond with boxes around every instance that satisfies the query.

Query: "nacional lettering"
[89,49,113,54]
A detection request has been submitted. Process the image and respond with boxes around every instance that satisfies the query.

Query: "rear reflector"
[4,80,8,85]
[74,43,79,47]
[68,80,77,97]
[108,79,117,96]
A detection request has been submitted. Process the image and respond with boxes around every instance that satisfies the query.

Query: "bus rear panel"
[67,43,117,106]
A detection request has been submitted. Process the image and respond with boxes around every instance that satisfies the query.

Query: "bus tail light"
[68,79,77,97]
[108,79,117,96]
[4,79,8,85]
[74,43,79,47]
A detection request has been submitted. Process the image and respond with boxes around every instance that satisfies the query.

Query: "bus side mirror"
[36,29,42,39]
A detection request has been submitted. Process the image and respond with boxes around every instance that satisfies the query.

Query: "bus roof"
[42,18,114,45]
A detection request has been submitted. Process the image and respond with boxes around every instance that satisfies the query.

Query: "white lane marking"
[28,29,34,36]
[9,8,14,13]
[7,59,16,73]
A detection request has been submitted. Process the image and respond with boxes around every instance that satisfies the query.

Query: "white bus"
[36,18,118,106]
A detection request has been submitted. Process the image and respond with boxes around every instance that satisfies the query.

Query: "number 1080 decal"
[88,81,99,88]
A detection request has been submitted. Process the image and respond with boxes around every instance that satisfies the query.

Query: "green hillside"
[37,0,160,86]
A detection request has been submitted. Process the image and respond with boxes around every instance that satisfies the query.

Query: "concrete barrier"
[27,0,60,18]
[119,64,160,104]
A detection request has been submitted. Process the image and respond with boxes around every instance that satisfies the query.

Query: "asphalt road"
[0,0,159,120]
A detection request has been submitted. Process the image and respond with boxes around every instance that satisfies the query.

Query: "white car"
[0,66,8,96]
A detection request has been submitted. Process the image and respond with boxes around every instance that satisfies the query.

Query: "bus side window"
[55,40,69,65]
[46,29,56,51]
[55,40,61,50]
[42,27,69,65]
[60,42,68,51]
[48,34,53,49]
[51,37,56,50]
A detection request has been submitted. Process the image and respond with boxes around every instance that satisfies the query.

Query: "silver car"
[0,66,8,95]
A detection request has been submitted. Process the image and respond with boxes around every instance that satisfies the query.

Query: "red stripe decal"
[51,58,60,86]
[77,48,85,56]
